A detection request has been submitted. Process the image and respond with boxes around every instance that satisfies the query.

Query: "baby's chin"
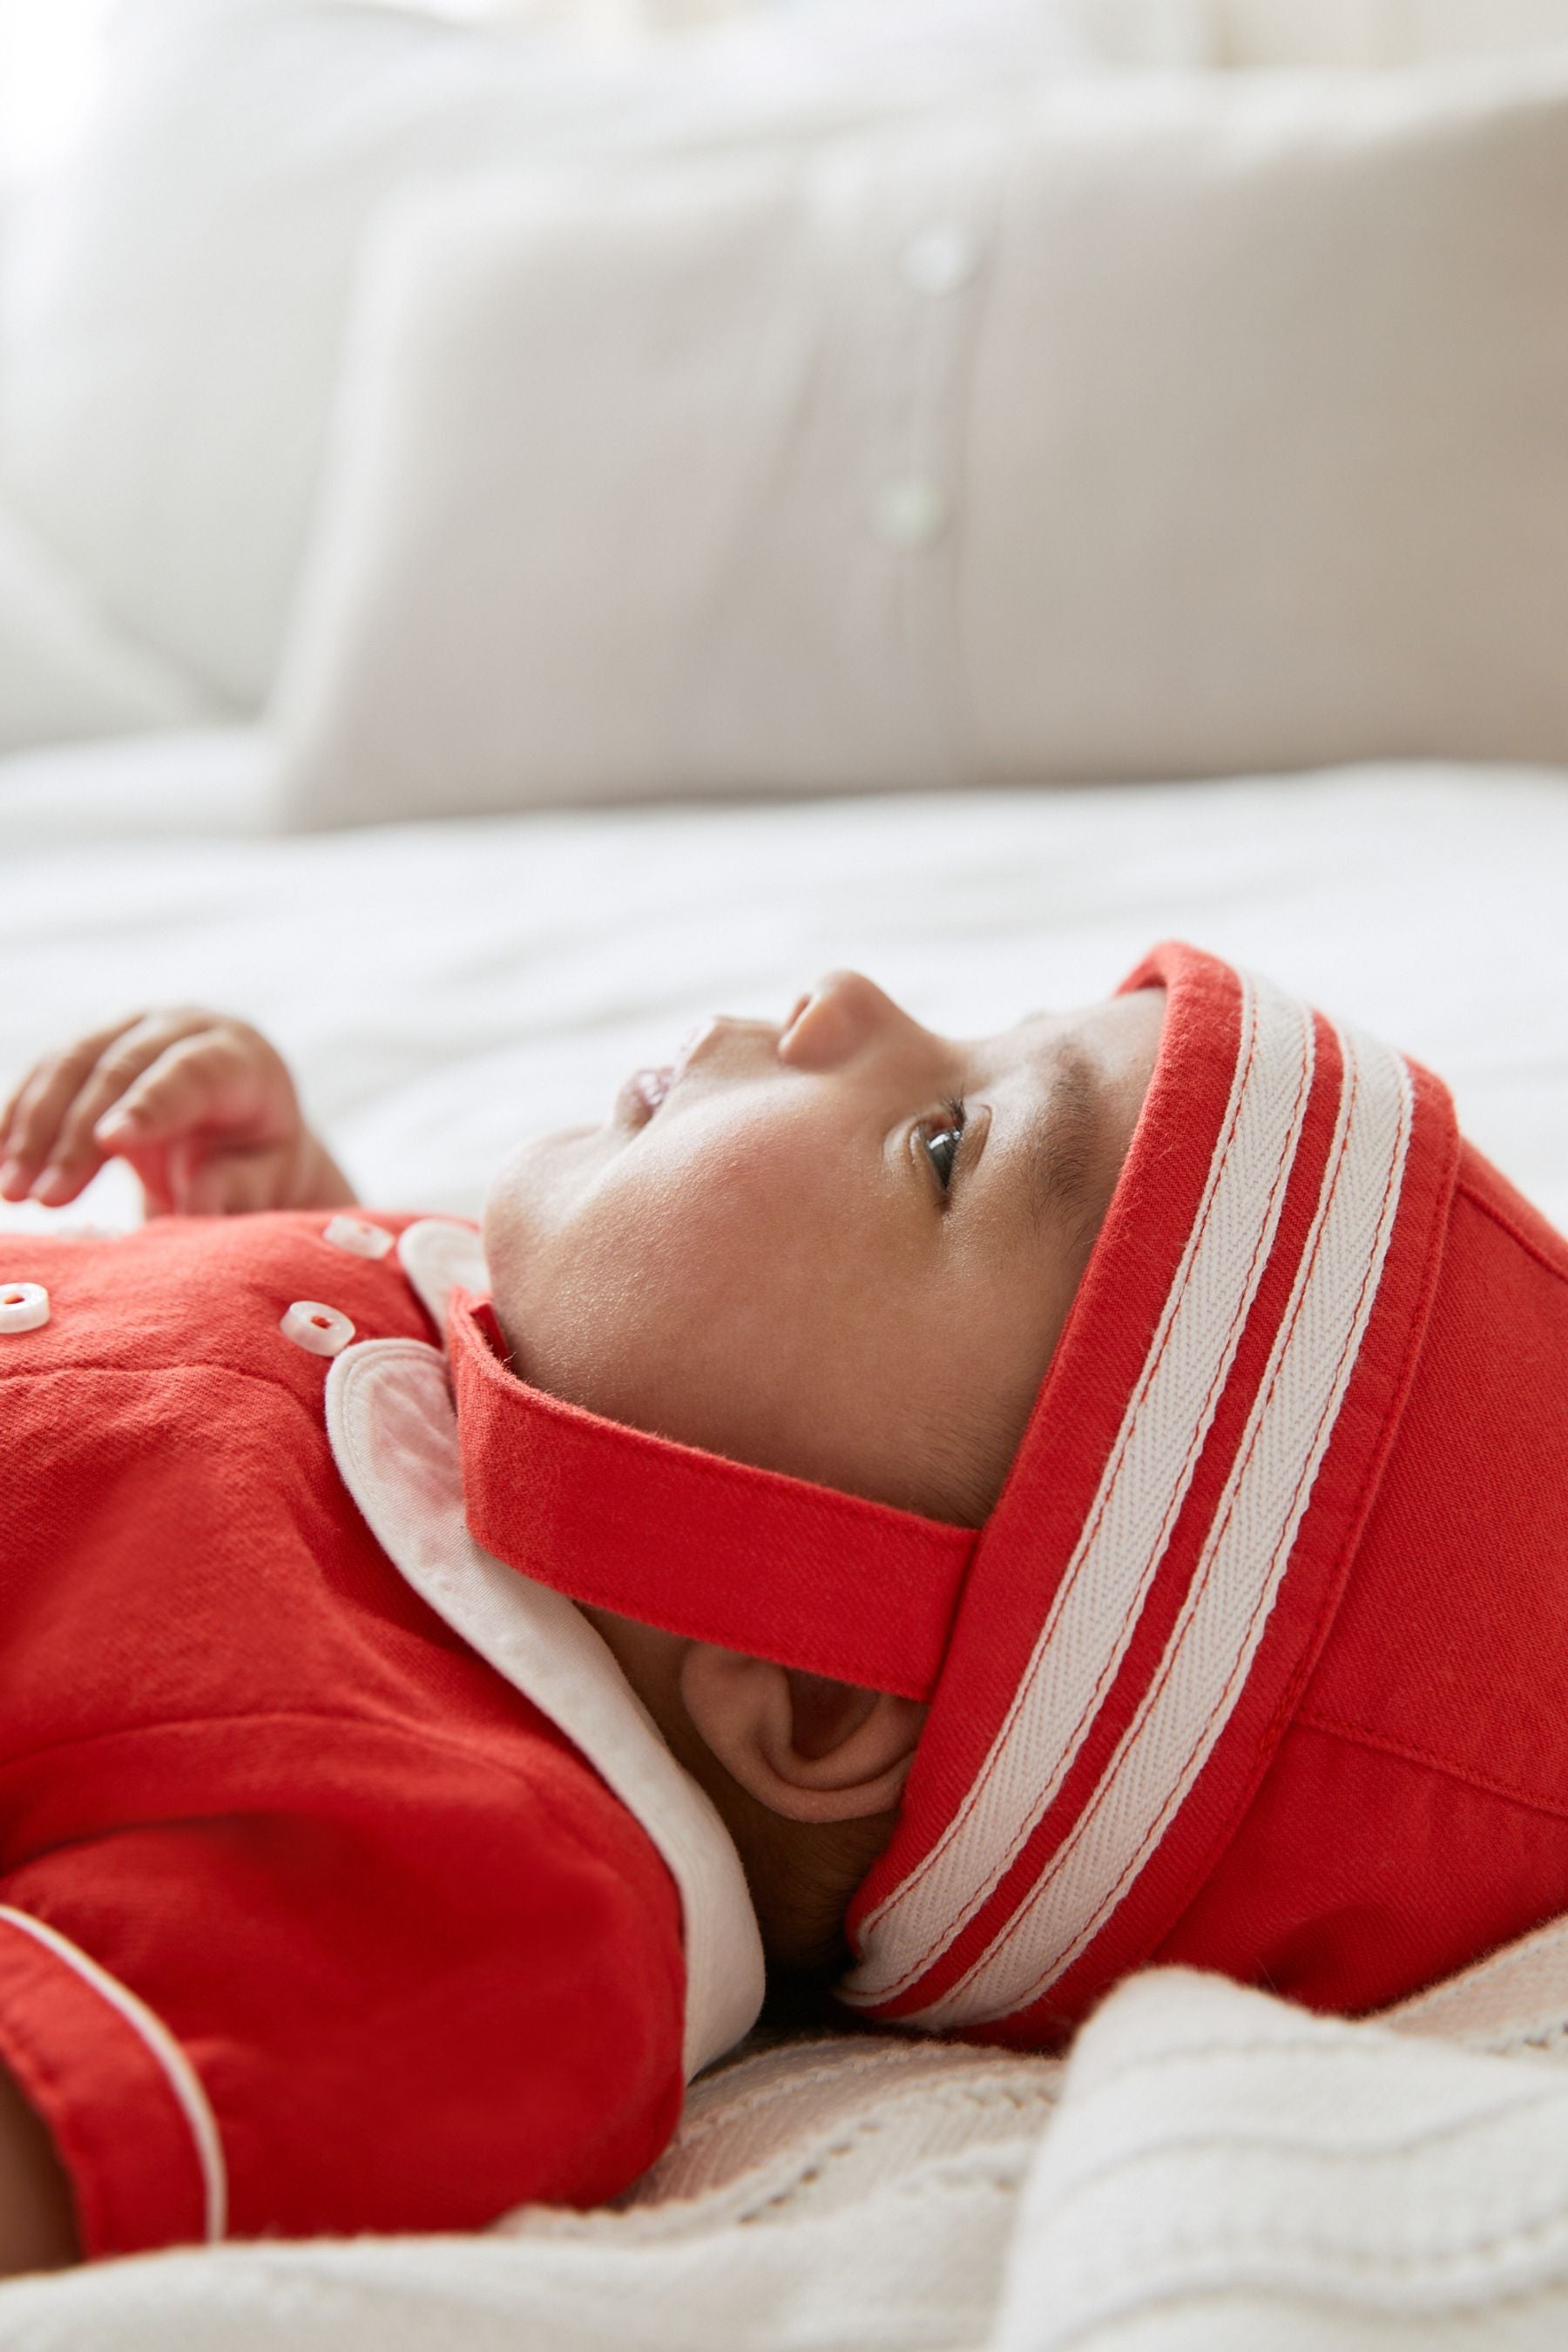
[481,1119,614,1281]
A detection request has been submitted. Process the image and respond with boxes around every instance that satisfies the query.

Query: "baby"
[3,943,1566,2275]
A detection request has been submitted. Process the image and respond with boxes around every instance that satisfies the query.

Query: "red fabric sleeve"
[0,1716,687,2260]
[0,1907,213,2256]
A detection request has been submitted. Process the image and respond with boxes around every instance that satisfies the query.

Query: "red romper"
[0,1210,763,2260]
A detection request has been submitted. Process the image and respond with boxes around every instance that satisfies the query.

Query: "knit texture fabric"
[9,1918,1568,2349]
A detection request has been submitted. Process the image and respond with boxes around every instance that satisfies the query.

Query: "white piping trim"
[844,972,1315,2011]
[0,1904,227,2241]
[916,1024,1413,2029]
[326,1330,764,2080]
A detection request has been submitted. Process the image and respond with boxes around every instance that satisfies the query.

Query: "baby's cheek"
[635,1095,826,1248]
[490,1092,864,1454]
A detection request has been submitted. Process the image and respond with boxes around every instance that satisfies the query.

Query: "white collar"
[325,1217,766,2079]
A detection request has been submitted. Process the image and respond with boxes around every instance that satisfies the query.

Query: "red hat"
[451,944,1568,2042]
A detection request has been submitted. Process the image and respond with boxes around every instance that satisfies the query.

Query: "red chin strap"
[450,1294,976,1702]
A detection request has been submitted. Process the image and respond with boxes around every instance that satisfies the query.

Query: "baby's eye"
[923,1098,967,1194]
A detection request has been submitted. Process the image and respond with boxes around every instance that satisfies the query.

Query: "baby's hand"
[0,1010,357,1217]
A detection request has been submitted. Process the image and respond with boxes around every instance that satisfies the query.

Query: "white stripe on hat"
[843,971,1315,2013]
[909,1019,1412,2031]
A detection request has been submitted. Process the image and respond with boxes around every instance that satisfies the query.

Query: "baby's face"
[484,973,1163,1525]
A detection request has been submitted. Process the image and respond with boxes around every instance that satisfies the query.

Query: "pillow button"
[899,224,978,295]
[871,478,949,551]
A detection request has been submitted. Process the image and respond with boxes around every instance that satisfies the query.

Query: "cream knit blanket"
[7,1919,1568,2349]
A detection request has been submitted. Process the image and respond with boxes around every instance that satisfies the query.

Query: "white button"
[280,1300,355,1357]
[900,223,978,296]
[872,477,949,551]
[322,1215,394,1260]
[0,1281,49,1334]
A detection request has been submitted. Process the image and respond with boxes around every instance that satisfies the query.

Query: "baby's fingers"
[167,1140,299,1218]
[0,1016,160,1202]
[28,1015,224,1206]
[93,1030,263,1163]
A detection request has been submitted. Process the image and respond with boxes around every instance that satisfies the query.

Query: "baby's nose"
[674,1012,775,1083]
[779,971,918,1071]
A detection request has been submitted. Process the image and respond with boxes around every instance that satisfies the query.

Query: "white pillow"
[1212,1,1568,69]
[0,0,1091,712]
[269,61,1568,825]
[0,500,209,753]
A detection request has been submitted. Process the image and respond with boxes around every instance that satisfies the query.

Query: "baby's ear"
[679,1646,925,1824]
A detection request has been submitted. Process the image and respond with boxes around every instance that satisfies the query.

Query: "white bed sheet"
[8,1932,1568,2351]
[2,730,1565,1236]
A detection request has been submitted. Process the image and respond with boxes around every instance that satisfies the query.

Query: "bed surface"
[3,730,1565,1236]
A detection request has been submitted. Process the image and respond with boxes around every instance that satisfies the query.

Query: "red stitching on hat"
[941,1078,1298,1903]
[1455,1178,1568,1291]
[1115,1055,1459,2018]
[868,1023,1458,2044]
[1293,1713,1568,1830]
[863,977,1315,1997]
[974,1044,1407,2013]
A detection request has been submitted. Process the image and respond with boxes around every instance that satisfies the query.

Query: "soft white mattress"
[3,729,1565,1235]
[3,730,1568,2349]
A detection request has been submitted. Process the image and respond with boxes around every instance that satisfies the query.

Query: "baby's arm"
[0,2057,77,2276]
[0,1010,355,1217]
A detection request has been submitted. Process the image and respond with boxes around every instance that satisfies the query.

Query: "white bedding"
[3,731,1568,2346]
[6,1932,1568,2350]
[3,732,1566,1233]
